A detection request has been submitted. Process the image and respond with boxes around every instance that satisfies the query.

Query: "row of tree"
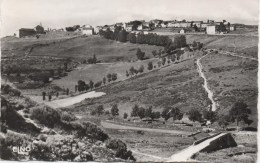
[130,104,161,120]
[76,73,118,92]
[127,100,253,128]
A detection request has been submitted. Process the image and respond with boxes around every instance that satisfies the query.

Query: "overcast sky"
[1,0,259,36]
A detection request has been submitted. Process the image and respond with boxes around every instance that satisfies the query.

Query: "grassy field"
[184,35,258,58]
[200,53,258,127]
[52,58,160,91]
[2,35,163,62]
[63,51,211,117]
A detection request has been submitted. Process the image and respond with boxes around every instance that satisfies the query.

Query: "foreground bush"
[71,121,109,141]
[61,111,77,122]
[106,139,135,161]
[30,105,61,128]
[1,84,21,96]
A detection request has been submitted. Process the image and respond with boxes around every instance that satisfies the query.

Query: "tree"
[94,81,102,88]
[78,80,86,92]
[147,62,153,70]
[103,77,106,85]
[144,106,153,118]
[136,48,146,60]
[107,74,112,82]
[96,105,104,116]
[85,84,90,91]
[128,33,136,43]
[153,111,161,119]
[161,108,171,121]
[152,50,157,57]
[131,104,139,117]
[123,113,128,119]
[118,29,127,42]
[194,24,198,32]
[126,71,129,77]
[48,94,52,101]
[138,107,146,119]
[170,107,183,121]
[111,73,118,81]
[129,67,135,76]
[228,101,251,127]
[111,104,119,116]
[89,80,94,90]
[162,57,166,65]
[188,109,202,122]
[173,35,186,48]
[218,22,226,32]
[138,65,144,73]
[203,110,218,123]
[42,92,46,101]
[218,115,230,129]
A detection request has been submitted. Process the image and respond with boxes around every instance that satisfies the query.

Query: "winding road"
[196,54,217,111]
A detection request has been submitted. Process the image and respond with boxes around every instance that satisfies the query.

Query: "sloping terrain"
[2,35,163,62]
[184,35,258,58]
[0,84,135,161]
[200,53,258,126]
[64,53,211,116]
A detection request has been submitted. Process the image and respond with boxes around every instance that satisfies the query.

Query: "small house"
[80,26,94,35]
[19,28,36,38]
[206,25,218,34]
[229,25,236,31]
[179,28,186,34]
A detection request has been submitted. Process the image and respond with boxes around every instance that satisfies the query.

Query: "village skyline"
[1,0,258,36]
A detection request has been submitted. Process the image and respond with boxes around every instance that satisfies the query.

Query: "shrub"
[106,139,135,161]
[136,130,144,135]
[111,73,118,81]
[1,84,21,96]
[136,48,146,60]
[61,111,77,122]
[91,105,104,116]
[76,121,109,141]
[94,81,102,88]
[147,62,153,70]
[30,105,61,128]
[29,142,55,161]
[123,113,128,119]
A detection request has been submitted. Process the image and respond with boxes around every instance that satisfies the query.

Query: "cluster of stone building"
[96,19,236,35]
[18,19,237,38]
[19,23,45,38]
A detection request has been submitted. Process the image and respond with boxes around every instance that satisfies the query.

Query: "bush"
[106,139,135,161]
[1,84,21,96]
[61,111,77,122]
[111,73,118,81]
[76,121,109,141]
[94,81,102,88]
[147,62,153,70]
[30,105,61,128]
[123,113,128,119]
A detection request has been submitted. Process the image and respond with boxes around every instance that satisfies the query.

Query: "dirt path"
[196,54,217,111]
[220,51,258,61]
[166,133,226,162]
[31,91,106,109]
[207,49,258,61]
[101,121,191,135]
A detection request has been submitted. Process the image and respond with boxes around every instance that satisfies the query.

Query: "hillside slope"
[0,84,135,161]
